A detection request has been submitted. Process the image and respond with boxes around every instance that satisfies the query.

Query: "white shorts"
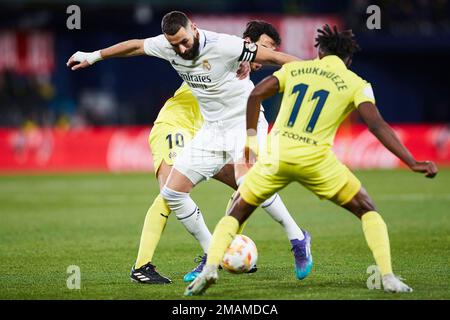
[174,112,268,185]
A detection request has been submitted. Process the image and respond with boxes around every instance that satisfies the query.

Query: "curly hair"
[314,24,361,60]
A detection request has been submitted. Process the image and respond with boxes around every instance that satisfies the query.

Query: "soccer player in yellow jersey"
[130,21,307,284]
[186,25,438,295]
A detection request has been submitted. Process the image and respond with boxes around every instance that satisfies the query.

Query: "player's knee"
[229,209,248,225]
[160,186,190,213]
[227,193,256,225]
[213,164,238,190]
[156,161,172,189]
[344,187,376,218]
[360,188,376,211]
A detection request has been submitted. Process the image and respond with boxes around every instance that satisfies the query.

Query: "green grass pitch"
[0,169,449,300]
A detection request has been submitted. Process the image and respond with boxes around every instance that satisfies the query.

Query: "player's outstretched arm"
[254,45,300,66]
[67,39,146,71]
[358,102,438,178]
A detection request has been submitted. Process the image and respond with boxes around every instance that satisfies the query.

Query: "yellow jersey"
[268,55,375,162]
[154,82,203,133]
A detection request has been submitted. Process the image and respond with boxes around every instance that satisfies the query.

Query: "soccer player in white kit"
[67,11,313,282]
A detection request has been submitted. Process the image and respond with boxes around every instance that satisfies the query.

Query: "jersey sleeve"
[143,35,170,60]
[272,65,288,92]
[354,81,376,108]
[218,34,258,62]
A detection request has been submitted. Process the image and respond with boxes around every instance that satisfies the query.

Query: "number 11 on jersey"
[286,83,329,133]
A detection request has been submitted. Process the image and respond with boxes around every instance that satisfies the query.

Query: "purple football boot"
[290,230,313,280]
[183,254,207,282]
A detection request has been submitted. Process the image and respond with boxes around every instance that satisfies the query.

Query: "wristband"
[86,50,103,65]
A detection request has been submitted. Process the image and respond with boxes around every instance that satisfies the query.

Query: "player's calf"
[341,187,376,219]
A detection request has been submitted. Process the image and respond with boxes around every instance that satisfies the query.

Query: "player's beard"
[179,34,200,60]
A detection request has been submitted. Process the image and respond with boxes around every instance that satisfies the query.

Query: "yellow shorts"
[148,123,195,174]
[239,151,361,207]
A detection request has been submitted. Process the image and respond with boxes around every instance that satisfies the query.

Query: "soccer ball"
[221,234,258,274]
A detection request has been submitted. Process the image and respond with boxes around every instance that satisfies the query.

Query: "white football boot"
[382,274,413,293]
[184,264,218,296]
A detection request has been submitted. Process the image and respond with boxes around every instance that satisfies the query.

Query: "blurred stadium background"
[1,0,449,301]
[0,0,449,172]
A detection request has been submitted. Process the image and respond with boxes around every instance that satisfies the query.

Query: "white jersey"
[143,29,257,125]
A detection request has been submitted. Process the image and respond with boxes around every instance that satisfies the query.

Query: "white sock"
[236,176,245,187]
[261,194,305,241]
[161,187,211,252]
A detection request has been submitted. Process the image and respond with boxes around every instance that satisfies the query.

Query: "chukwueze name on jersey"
[289,66,348,91]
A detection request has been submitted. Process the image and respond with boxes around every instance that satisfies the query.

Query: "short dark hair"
[161,11,190,35]
[243,20,281,47]
[314,24,361,60]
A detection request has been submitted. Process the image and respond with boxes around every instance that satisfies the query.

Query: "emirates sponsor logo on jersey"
[179,72,212,83]
[179,72,212,89]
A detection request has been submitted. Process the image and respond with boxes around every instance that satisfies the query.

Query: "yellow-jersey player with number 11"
[185,24,438,296]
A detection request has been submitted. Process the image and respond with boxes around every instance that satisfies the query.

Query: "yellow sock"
[224,191,248,234]
[361,211,393,276]
[206,216,239,266]
[135,195,170,268]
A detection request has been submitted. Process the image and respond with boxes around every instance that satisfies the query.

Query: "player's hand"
[236,61,251,80]
[66,51,102,71]
[410,160,438,178]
